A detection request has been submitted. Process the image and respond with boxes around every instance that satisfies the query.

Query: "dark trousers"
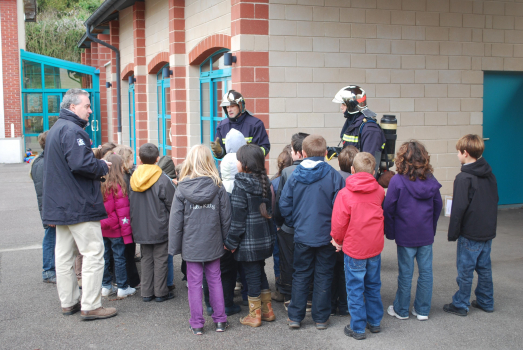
[276,229,294,299]
[331,253,348,314]
[140,241,168,298]
[243,260,269,297]
[125,242,141,288]
[288,242,336,323]
[204,250,238,308]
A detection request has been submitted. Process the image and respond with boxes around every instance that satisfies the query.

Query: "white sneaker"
[411,309,429,321]
[117,286,137,298]
[101,285,117,297]
[387,305,409,320]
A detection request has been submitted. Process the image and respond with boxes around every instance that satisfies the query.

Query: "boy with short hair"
[280,135,345,330]
[130,143,176,302]
[443,134,498,316]
[338,146,359,181]
[331,152,385,340]
[273,132,309,307]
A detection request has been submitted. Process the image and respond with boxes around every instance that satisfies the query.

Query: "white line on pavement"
[0,244,42,253]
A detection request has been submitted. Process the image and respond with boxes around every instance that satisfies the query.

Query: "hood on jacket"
[225,128,247,153]
[234,172,263,196]
[293,157,331,184]
[397,174,442,200]
[461,157,492,178]
[177,177,220,205]
[158,155,177,179]
[346,172,380,193]
[131,164,162,192]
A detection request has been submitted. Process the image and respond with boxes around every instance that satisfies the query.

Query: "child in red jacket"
[331,152,385,341]
[100,154,136,299]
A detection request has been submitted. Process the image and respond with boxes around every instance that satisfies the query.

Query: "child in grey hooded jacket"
[220,128,247,193]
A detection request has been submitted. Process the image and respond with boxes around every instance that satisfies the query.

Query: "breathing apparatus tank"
[379,114,397,171]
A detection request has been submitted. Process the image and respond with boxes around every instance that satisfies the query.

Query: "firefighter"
[210,90,270,159]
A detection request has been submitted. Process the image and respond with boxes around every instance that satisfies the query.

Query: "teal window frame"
[199,49,232,160]
[128,77,137,163]
[157,65,171,156]
[20,49,100,149]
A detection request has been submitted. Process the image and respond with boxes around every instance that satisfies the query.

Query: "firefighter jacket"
[216,112,270,158]
[340,112,386,157]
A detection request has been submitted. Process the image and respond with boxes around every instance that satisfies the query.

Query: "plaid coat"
[224,172,275,262]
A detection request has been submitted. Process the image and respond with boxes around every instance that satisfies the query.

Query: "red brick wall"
[133,2,148,156]
[110,20,119,142]
[98,34,111,144]
[1,0,22,138]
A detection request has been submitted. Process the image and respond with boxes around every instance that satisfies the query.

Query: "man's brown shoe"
[80,307,117,320]
[62,302,81,316]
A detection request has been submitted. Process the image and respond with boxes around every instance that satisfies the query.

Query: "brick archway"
[121,63,134,80]
[188,34,231,65]
[148,52,169,74]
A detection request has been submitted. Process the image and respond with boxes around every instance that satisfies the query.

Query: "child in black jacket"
[444,134,498,316]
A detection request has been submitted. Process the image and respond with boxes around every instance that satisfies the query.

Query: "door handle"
[91,120,95,131]
[483,138,490,141]
[96,120,99,131]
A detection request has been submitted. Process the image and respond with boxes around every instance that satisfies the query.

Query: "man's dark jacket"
[42,109,109,225]
[30,152,47,229]
[448,157,498,242]
[216,112,271,157]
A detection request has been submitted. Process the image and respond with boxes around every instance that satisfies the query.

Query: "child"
[383,141,442,321]
[114,145,141,289]
[224,144,276,328]
[169,145,231,335]
[221,128,247,193]
[273,132,309,309]
[280,135,345,330]
[444,134,498,316]
[100,154,137,298]
[331,152,385,340]
[331,146,359,317]
[130,143,175,302]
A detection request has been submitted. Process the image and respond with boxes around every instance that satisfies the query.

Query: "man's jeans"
[345,254,383,334]
[42,226,56,280]
[288,243,336,323]
[102,237,128,289]
[393,245,433,317]
[452,236,494,311]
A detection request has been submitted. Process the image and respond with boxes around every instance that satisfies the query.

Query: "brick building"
[78,0,523,205]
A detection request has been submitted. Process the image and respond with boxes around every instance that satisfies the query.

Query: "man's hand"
[49,224,56,228]
[211,137,223,158]
[331,238,342,252]
[103,160,112,168]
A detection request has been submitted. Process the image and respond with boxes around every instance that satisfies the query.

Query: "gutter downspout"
[85,24,122,145]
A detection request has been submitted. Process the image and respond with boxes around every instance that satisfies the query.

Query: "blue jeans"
[452,236,494,311]
[102,237,128,289]
[345,254,383,334]
[167,254,174,287]
[272,232,280,279]
[393,245,433,317]
[288,243,336,323]
[42,226,56,279]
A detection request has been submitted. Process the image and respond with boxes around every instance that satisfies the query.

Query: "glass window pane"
[47,95,60,113]
[24,93,43,113]
[159,116,164,146]
[43,66,91,89]
[164,87,171,115]
[215,80,225,120]
[165,119,172,147]
[48,115,59,129]
[201,82,210,116]
[157,86,162,115]
[201,59,210,72]
[212,52,226,71]
[23,60,42,89]
[24,115,44,134]
[202,120,210,148]
[25,135,41,153]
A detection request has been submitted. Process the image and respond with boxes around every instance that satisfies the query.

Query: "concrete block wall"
[185,0,231,53]
[268,0,523,195]
[120,7,135,70]
[145,0,170,65]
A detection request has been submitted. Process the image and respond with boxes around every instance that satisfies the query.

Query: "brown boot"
[240,296,262,327]
[261,289,276,322]
[80,307,117,320]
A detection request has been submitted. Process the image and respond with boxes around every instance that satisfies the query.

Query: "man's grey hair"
[60,89,89,110]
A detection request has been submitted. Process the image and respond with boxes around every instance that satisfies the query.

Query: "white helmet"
[332,86,367,114]
[220,90,246,117]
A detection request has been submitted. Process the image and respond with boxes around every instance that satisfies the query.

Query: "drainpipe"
[85,24,122,145]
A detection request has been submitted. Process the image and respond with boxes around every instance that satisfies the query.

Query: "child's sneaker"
[101,285,117,297]
[387,305,408,320]
[235,281,242,292]
[411,308,429,321]
[215,322,229,332]
[284,300,291,310]
[117,286,137,298]
[189,326,203,335]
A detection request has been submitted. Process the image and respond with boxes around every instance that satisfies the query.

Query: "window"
[199,50,232,155]
[157,65,171,156]
[128,77,137,163]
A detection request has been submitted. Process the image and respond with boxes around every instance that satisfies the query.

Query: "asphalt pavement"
[1,163,522,350]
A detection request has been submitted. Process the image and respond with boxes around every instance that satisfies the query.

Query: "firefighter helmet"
[332,86,367,114]
[220,90,246,118]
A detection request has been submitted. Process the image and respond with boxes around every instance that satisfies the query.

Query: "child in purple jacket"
[383,141,442,321]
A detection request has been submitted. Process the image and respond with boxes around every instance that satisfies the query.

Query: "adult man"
[42,88,116,320]
[210,90,270,159]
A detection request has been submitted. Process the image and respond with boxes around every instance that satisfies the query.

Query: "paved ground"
[1,163,522,350]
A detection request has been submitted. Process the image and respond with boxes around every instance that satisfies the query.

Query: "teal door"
[483,72,523,205]
[128,80,137,163]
